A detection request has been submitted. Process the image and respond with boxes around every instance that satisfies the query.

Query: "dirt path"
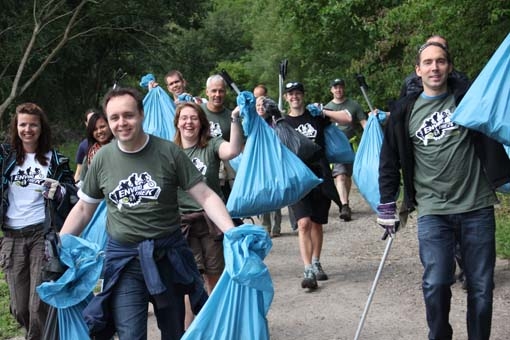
[262,187,510,340]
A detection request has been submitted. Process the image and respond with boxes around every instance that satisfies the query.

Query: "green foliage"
[0,271,22,339]
[496,194,510,259]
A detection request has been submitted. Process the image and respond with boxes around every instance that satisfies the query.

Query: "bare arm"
[60,199,99,236]
[188,181,235,233]
[74,164,82,183]
[323,108,352,125]
[218,106,243,161]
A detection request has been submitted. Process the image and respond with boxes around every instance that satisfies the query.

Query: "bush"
[496,193,510,259]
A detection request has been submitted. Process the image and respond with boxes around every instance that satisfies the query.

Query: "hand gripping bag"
[352,114,384,212]
[181,225,273,340]
[140,73,177,141]
[451,33,510,146]
[226,91,322,217]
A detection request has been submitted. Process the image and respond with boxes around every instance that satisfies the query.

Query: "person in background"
[324,78,367,222]
[201,75,238,202]
[173,101,242,328]
[255,96,282,237]
[74,108,98,184]
[164,70,206,104]
[78,112,114,182]
[60,87,237,340]
[0,103,76,340]
[378,42,510,340]
[283,81,352,290]
[253,84,268,98]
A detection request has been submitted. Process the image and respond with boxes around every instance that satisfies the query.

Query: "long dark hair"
[86,112,112,152]
[173,102,211,148]
[10,102,52,166]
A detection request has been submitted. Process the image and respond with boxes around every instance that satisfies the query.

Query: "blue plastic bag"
[324,124,355,164]
[226,92,322,217]
[352,114,384,213]
[182,225,273,340]
[57,297,92,339]
[451,33,510,146]
[140,74,176,141]
[37,234,104,309]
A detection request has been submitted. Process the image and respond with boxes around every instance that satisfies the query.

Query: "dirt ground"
[145,186,510,339]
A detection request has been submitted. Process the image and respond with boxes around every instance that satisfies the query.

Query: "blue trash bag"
[497,144,510,194]
[140,73,176,141]
[182,225,273,340]
[37,234,104,309]
[451,33,510,146]
[226,91,323,218]
[80,200,108,250]
[57,296,92,339]
[324,124,355,164]
[352,114,384,213]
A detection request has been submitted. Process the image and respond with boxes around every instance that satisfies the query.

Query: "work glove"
[306,103,324,117]
[42,178,64,202]
[376,201,400,240]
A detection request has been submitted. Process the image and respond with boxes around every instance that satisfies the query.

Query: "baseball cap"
[284,82,305,93]
[330,78,345,87]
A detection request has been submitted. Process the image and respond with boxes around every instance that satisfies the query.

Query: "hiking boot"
[301,268,318,289]
[312,262,328,281]
[340,205,352,221]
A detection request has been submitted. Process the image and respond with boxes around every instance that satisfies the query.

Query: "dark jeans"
[111,258,185,340]
[417,207,495,340]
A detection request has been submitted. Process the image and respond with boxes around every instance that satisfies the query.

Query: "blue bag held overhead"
[352,114,384,213]
[140,73,177,141]
[226,91,322,218]
[324,124,355,164]
[451,33,510,146]
[182,225,273,340]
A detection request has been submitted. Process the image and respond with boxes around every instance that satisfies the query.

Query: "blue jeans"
[111,258,185,340]
[417,207,495,340]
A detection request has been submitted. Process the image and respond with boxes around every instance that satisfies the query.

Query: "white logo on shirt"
[296,123,317,139]
[209,121,223,138]
[415,109,457,146]
[191,157,207,175]
[109,172,161,208]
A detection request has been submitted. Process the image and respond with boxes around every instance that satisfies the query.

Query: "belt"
[2,223,45,238]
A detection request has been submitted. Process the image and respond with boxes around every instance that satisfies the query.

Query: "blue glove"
[177,93,194,102]
[376,202,400,240]
[306,103,323,117]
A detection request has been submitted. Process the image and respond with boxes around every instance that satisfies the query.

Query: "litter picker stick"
[353,233,394,340]
[278,59,288,112]
[355,74,375,113]
[220,69,241,95]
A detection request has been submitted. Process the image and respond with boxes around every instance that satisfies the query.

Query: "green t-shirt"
[324,98,366,139]
[408,93,497,217]
[81,135,204,243]
[178,137,224,212]
[201,104,232,141]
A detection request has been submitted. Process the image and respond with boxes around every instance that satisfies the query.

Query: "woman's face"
[93,117,113,145]
[256,97,266,117]
[177,106,201,142]
[17,113,41,152]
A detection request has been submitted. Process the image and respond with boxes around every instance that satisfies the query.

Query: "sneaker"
[340,205,352,221]
[301,268,318,289]
[312,262,329,281]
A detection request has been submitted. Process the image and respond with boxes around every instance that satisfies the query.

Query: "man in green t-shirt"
[60,87,236,339]
[378,42,510,340]
[324,78,367,221]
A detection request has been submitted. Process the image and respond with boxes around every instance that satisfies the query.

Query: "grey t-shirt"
[408,93,497,216]
[324,98,366,139]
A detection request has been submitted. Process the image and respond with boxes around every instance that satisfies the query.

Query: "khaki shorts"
[187,221,224,275]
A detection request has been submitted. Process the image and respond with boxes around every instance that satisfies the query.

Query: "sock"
[312,257,320,265]
[305,264,313,271]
